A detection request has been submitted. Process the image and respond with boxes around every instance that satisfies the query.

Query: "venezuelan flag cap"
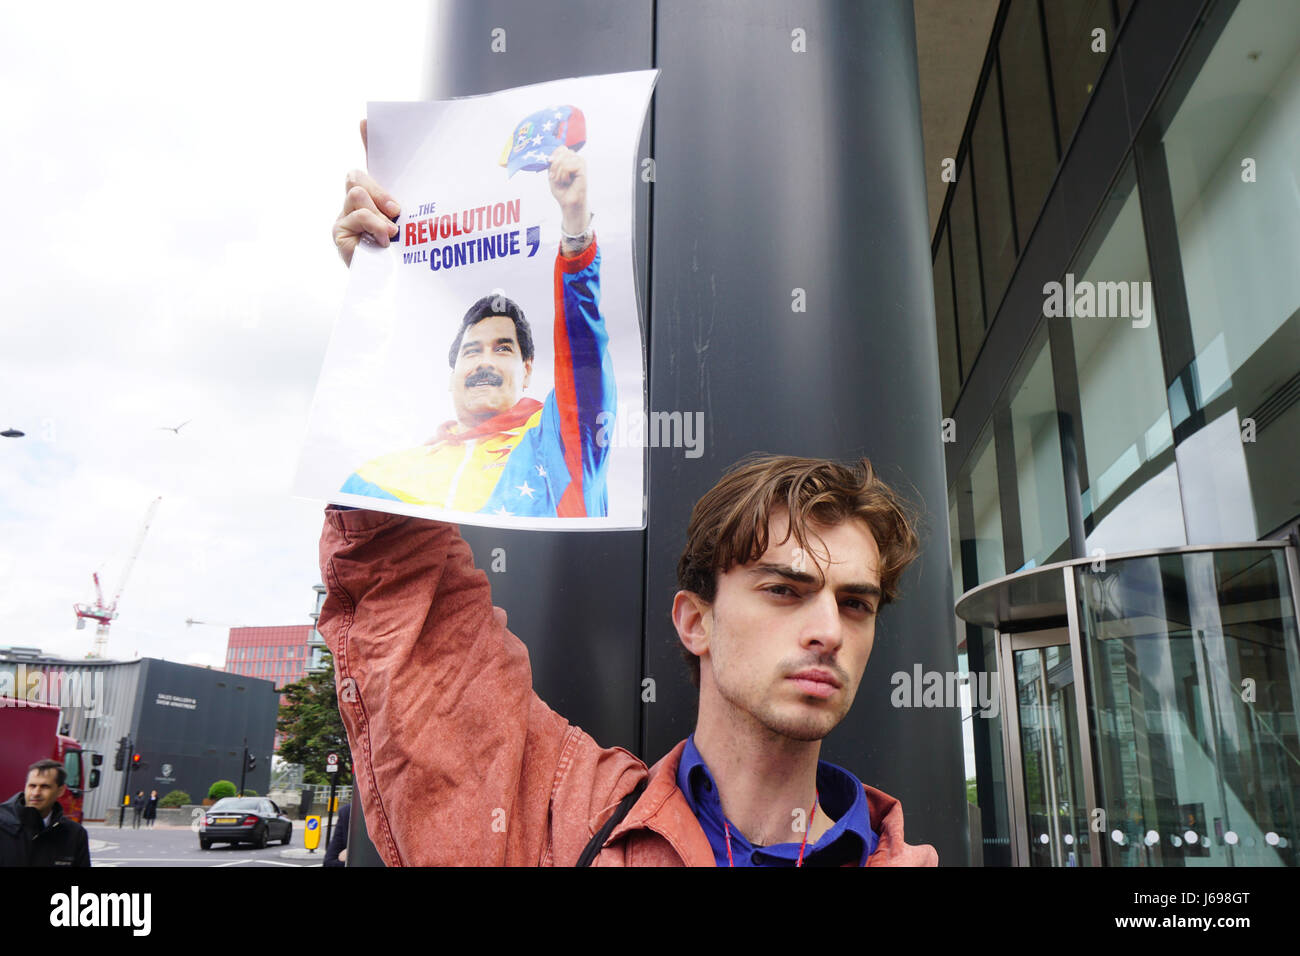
[499,105,587,177]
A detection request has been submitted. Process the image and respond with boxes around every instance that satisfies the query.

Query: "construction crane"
[74,496,162,658]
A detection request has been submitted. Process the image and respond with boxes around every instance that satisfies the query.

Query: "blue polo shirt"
[676,734,879,867]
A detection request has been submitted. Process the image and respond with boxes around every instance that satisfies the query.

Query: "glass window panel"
[1068,179,1185,551]
[950,169,986,380]
[972,68,1017,317]
[999,0,1059,244]
[1043,0,1113,147]
[1088,461,1185,555]
[1162,1,1300,536]
[1176,409,1260,544]
[1009,333,1069,568]
[1077,549,1300,866]
[969,429,1006,583]
[934,229,961,414]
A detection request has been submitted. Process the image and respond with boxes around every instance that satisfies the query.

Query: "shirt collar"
[676,734,878,866]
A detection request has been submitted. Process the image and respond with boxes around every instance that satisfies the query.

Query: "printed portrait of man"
[340,146,615,518]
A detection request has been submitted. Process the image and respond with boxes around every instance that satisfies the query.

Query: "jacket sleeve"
[543,239,616,517]
[317,506,640,865]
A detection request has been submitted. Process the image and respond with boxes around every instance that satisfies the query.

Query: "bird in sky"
[158,419,192,435]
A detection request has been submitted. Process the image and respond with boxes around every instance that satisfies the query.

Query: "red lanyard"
[723,790,819,867]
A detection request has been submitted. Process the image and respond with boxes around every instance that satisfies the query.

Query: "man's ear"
[522,358,534,390]
[672,590,711,661]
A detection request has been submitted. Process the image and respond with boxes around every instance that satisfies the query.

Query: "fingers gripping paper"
[296,71,656,530]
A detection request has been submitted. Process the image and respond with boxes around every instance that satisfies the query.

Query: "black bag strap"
[576,778,648,867]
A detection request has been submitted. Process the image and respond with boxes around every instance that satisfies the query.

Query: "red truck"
[0,697,100,822]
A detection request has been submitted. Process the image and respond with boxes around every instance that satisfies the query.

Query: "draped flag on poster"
[296,71,657,530]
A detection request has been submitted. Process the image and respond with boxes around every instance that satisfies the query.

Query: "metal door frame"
[999,599,1102,867]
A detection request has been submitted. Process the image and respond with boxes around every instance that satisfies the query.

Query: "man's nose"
[800,590,844,655]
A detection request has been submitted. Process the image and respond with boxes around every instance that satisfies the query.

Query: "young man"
[0,760,92,867]
[316,454,937,866]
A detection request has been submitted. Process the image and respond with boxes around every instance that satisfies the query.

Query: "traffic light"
[113,737,127,772]
[131,753,146,772]
[246,752,257,772]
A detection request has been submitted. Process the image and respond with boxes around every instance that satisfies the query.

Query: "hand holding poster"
[296,71,657,530]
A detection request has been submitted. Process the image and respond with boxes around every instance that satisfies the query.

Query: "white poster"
[296,71,657,530]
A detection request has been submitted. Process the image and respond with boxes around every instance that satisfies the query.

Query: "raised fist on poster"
[548,145,590,246]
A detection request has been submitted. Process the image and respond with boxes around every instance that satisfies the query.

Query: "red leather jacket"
[317,506,938,866]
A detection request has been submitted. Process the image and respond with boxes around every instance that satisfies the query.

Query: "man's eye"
[765,584,797,598]
[844,599,876,615]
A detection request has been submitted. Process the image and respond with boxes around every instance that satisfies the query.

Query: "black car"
[199,797,293,850]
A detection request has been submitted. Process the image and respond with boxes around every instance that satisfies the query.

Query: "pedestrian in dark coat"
[0,761,91,867]
[323,802,350,867]
[143,790,158,827]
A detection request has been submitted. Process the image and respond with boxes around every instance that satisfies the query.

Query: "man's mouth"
[787,668,842,700]
[466,371,504,388]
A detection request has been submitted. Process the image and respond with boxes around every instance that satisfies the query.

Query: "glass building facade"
[939,0,1300,865]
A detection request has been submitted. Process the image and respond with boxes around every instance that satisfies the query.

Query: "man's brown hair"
[28,759,67,788]
[675,455,922,688]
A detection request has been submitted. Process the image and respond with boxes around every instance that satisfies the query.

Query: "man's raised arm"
[317,507,638,865]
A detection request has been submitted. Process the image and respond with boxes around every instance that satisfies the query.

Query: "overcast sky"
[0,2,432,667]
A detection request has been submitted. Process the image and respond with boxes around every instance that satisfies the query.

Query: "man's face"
[24,769,65,816]
[683,510,883,742]
[450,315,532,426]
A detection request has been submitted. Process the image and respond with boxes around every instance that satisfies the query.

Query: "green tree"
[159,789,191,808]
[276,650,352,785]
[208,780,237,801]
